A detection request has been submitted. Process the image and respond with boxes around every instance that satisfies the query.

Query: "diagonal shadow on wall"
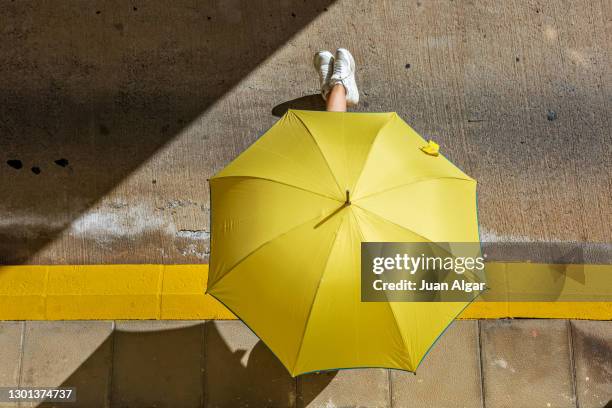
[0,0,335,264]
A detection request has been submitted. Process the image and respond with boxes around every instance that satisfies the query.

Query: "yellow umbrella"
[208,110,478,376]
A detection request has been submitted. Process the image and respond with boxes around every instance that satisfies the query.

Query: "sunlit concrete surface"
[1,0,610,265]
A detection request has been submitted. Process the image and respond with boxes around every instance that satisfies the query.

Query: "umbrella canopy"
[208,110,478,376]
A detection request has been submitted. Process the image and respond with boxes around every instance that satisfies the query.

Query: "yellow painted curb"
[0,264,610,320]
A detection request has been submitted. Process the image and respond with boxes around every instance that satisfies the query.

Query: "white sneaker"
[313,51,334,101]
[329,48,359,106]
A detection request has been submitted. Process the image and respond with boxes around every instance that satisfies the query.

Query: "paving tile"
[19,321,112,408]
[0,322,23,408]
[111,320,204,408]
[204,320,296,408]
[391,321,482,408]
[481,319,575,408]
[299,368,387,408]
[0,322,22,387]
[571,320,612,408]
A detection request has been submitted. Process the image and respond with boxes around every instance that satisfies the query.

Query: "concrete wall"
[1,0,610,265]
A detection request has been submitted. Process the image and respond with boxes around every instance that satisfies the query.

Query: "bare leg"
[326,84,347,112]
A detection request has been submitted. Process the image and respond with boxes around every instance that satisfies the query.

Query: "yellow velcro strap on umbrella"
[421,140,440,156]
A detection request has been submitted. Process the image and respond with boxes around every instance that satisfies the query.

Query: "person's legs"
[328,49,358,108]
[313,48,358,112]
[326,84,347,112]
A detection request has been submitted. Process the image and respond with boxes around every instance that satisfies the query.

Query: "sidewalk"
[0,319,609,408]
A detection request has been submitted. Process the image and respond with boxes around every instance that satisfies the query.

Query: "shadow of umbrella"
[38,321,336,408]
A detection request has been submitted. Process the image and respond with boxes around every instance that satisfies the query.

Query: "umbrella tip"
[345,190,351,205]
